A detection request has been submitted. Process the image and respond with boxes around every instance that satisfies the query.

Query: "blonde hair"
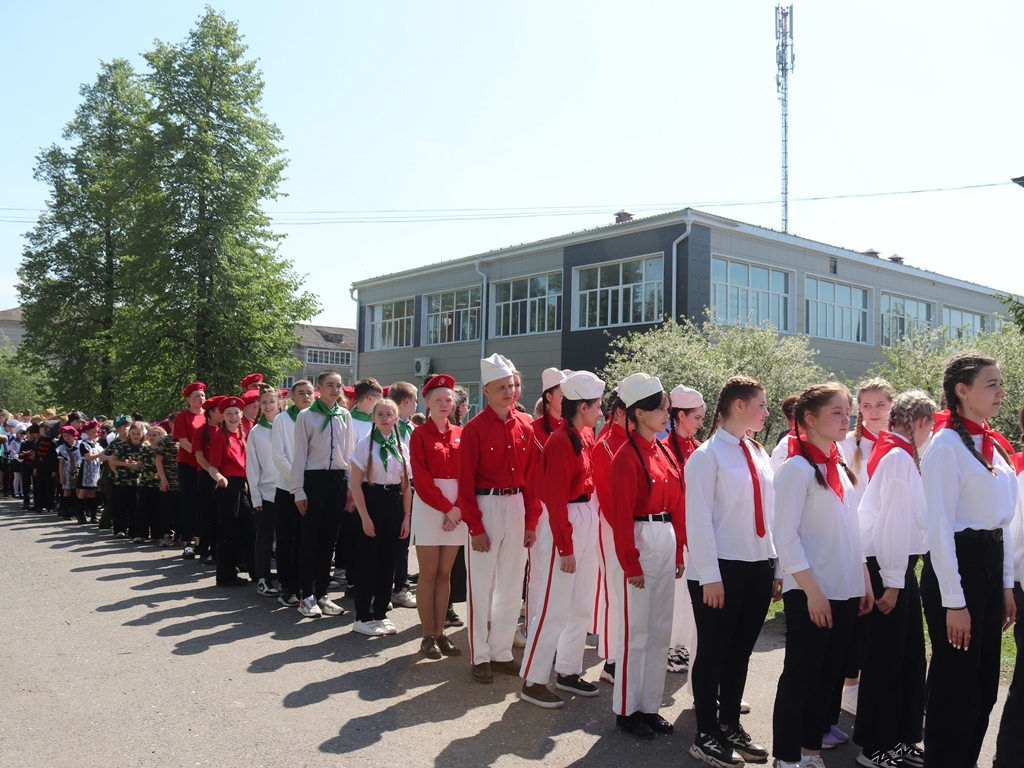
[852,377,895,471]
[887,390,937,471]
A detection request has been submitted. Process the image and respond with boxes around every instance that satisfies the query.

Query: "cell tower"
[776,4,795,233]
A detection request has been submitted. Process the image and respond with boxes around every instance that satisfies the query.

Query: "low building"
[0,306,25,348]
[284,323,356,389]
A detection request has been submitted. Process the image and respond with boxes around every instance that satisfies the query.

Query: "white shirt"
[774,454,865,600]
[857,433,928,588]
[350,433,410,486]
[921,428,1017,607]
[351,413,374,445]
[290,406,354,503]
[245,421,277,508]
[271,409,299,493]
[1012,471,1024,585]
[839,430,876,508]
[685,429,778,585]
[770,434,792,474]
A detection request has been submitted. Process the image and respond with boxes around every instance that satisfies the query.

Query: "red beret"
[183,381,206,398]
[240,390,261,405]
[381,386,390,398]
[342,386,356,399]
[202,396,225,412]
[423,374,456,394]
[241,373,263,388]
[279,389,290,398]
[220,396,245,411]
[59,425,79,436]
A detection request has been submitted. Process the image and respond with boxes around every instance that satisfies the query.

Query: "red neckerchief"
[1013,452,1024,475]
[858,425,878,444]
[866,430,914,480]
[789,437,844,501]
[932,409,1012,464]
[739,439,766,537]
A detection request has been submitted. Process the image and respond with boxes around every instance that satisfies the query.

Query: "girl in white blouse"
[920,353,1017,768]
[853,390,936,768]
[349,399,413,638]
[771,383,873,768]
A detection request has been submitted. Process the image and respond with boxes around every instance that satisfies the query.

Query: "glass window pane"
[529,277,544,298]
[713,257,728,283]
[820,280,835,303]
[881,293,890,312]
[780,297,788,330]
[771,270,787,294]
[714,285,726,321]
[739,288,749,324]
[441,293,454,312]
[728,286,739,322]
[601,265,622,288]
[610,289,620,324]
[806,278,817,299]
[856,288,867,308]
[837,283,851,306]
[807,301,817,335]
[751,267,769,290]
[497,282,510,303]
[645,257,662,282]
[548,272,562,293]
[455,290,468,310]
[729,262,749,287]
[621,260,642,285]
[579,268,597,291]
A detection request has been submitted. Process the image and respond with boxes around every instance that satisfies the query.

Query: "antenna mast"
[776,4,795,233]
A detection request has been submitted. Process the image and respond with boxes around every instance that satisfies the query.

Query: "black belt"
[365,482,402,493]
[569,494,591,504]
[955,527,1003,543]
[634,513,672,523]
[475,487,522,496]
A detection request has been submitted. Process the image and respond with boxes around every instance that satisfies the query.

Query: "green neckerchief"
[397,418,414,442]
[309,397,345,432]
[351,409,372,423]
[257,416,273,429]
[372,428,404,470]
[286,404,301,422]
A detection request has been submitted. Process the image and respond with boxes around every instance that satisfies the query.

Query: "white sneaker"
[354,620,384,636]
[841,684,859,716]
[256,578,280,597]
[297,596,322,618]
[391,589,417,608]
[378,618,398,635]
[317,596,345,616]
[513,625,527,648]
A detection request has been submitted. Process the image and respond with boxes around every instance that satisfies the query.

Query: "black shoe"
[217,577,248,587]
[721,724,768,763]
[641,712,674,734]
[600,661,615,683]
[419,636,442,659]
[616,713,655,740]
[689,732,744,767]
[472,662,493,684]
[436,633,461,657]
[489,659,520,676]
[520,682,564,709]
[445,605,464,627]
[555,673,599,697]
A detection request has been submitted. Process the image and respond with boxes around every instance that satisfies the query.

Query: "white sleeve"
[770,438,788,475]
[684,448,722,584]
[291,414,311,503]
[773,460,811,576]
[1012,474,1024,584]
[246,436,264,508]
[921,441,966,608]
[271,421,292,490]
[350,436,369,472]
[871,457,913,589]
[342,416,355,477]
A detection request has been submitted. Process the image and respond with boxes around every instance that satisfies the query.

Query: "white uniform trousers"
[595,512,623,661]
[671,548,695,647]
[466,494,528,666]
[520,501,599,684]
[522,506,549,639]
[613,519,677,716]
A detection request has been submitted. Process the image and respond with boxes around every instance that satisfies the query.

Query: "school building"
[350,208,1004,413]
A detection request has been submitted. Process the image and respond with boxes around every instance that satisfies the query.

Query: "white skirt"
[411,478,465,546]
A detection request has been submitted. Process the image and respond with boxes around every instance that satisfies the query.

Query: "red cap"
[279,389,290,398]
[240,390,261,405]
[202,396,226,412]
[342,386,356,399]
[382,386,390,398]
[220,396,245,411]
[59,425,79,436]
[183,381,206,399]
[241,373,263,389]
[423,374,456,394]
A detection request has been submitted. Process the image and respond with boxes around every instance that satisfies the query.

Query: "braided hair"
[668,405,703,467]
[887,390,938,472]
[537,384,562,437]
[941,352,1011,471]
[851,377,895,472]
[561,397,599,456]
[793,383,858,490]
[624,391,685,495]
[364,399,410,489]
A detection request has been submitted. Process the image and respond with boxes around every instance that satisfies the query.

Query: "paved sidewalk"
[0,498,1007,767]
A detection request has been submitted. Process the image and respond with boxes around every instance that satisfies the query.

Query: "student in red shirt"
[173,382,207,559]
[207,396,252,587]
[240,389,260,436]
[608,373,686,740]
[460,353,539,684]
[241,373,263,392]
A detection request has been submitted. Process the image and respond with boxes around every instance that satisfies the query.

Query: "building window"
[281,377,295,390]
[881,293,931,347]
[577,254,663,329]
[829,257,838,275]
[306,348,352,366]
[805,277,869,343]
[494,272,562,337]
[943,307,987,341]
[461,382,481,420]
[368,298,415,350]
[426,286,481,345]
[711,256,791,331]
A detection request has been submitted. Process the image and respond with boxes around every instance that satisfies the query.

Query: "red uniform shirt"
[458,404,539,537]
[173,408,206,468]
[540,423,595,556]
[409,418,462,513]
[608,433,686,577]
[593,421,628,517]
[206,428,247,478]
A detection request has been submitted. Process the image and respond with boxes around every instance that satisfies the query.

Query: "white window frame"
[711,254,793,332]
[804,274,872,344]
[573,253,664,331]
[461,382,482,420]
[880,292,932,347]
[491,270,563,338]
[305,348,352,366]
[942,305,987,341]
[424,285,482,346]
[367,297,416,350]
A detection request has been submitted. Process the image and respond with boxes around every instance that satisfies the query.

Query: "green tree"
[601,312,829,441]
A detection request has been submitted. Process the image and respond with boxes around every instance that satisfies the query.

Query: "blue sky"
[2,1,1022,328]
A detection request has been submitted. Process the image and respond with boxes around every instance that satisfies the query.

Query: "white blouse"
[350,433,410,486]
[839,430,875,508]
[774,454,865,600]
[857,433,927,588]
[921,428,1017,607]
[271,409,299,493]
[685,429,778,585]
[1013,472,1024,585]
[245,422,278,508]
[770,434,792,475]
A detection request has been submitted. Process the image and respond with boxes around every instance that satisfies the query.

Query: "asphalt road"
[0,497,1008,767]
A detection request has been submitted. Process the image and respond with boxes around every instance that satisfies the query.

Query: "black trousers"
[177,463,198,542]
[921,540,1006,768]
[19,467,32,506]
[274,487,301,597]
[298,470,347,600]
[253,498,277,582]
[197,470,217,557]
[354,484,404,621]
[393,530,411,593]
[994,583,1024,768]
[688,558,774,733]
[449,546,467,603]
[772,592,859,762]
[34,469,55,511]
[110,483,137,535]
[853,555,926,752]
[135,486,160,539]
[215,476,253,584]
[161,489,179,539]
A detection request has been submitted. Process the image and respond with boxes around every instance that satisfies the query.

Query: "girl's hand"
[160,479,169,492]
[443,510,461,532]
[471,533,490,552]
[807,588,833,628]
[947,607,971,650]
[559,554,576,574]
[627,574,645,589]
[400,516,410,539]
[703,581,725,609]
[361,517,376,537]
[215,475,228,489]
[772,578,784,602]
[876,588,899,615]
[1003,589,1017,631]
[523,529,537,548]
[676,563,685,579]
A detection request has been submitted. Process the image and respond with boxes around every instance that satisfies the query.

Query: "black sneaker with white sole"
[555,673,599,697]
[520,682,564,709]
[721,725,768,764]
[689,732,745,768]
[856,748,905,768]
[896,744,923,768]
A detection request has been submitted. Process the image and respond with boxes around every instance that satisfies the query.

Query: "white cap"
[541,367,571,391]
[481,353,516,385]
[561,371,605,401]
[5,419,19,428]
[670,385,705,410]
[619,373,664,407]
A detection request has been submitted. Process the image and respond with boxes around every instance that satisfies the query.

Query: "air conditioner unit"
[414,357,432,378]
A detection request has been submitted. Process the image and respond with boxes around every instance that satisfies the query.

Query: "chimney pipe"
[888,254,904,265]
[615,210,633,224]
